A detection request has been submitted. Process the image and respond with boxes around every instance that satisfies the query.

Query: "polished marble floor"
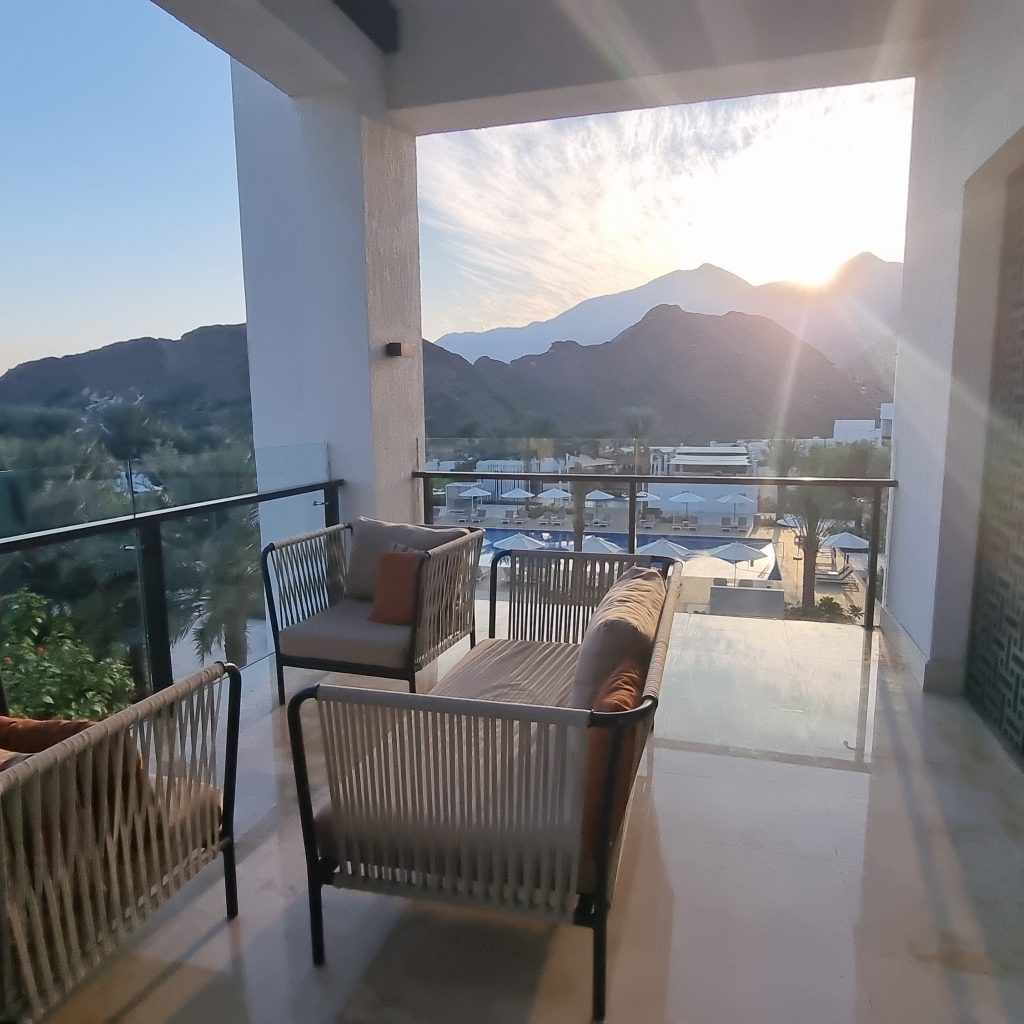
[46,613,1024,1023]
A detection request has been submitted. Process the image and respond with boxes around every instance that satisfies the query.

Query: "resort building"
[646,444,758,529]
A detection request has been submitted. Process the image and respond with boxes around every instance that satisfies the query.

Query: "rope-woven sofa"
[288,550,681,1021]
[0,663,241,1023]
[262,518,484,704]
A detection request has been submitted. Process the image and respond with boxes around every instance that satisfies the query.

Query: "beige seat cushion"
[571,567,666,709]
[280,599,412,669]
[433,638,579,707]
[347,518,468,599]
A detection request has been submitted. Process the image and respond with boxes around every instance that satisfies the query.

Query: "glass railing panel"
[0,526,149,718]
[160,504,267,678]
[0,462,136,538]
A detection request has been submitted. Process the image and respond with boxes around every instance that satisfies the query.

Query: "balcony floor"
[45,614,1024,1024]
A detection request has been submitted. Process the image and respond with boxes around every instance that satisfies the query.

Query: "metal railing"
[415,470,896,631]
[0,478,344,712]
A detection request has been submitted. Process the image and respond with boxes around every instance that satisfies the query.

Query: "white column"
[231,61,425,525]
[883,8,1024,693]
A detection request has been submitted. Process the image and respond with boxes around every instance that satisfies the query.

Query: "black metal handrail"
[0,478,344,712]
[415,469,896,632]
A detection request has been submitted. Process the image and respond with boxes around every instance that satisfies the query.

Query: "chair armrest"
[412,528,483,667]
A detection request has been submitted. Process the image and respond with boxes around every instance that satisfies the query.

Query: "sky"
[418,79,915,340]
[0,0,244,374]
[0,1,914,372]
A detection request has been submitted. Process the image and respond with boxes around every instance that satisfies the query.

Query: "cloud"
[417,79,914,339]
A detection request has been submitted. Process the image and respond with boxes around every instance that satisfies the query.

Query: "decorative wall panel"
[967,163,1024,755]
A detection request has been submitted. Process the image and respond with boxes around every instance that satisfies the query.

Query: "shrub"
[0,590,135,720]
[785,596,863,624]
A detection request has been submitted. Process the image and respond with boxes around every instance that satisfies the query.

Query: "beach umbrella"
[636,491,662,510]
[821,531,869,551]
[585,489,615,502]
[458,484,491,514]
[717,491,756,525]
[582,535,623,554]
[668,490,705,522]
[636,538,691,560]
[500,486,534,501]
[708,541,767,583]
[492,533,547,551]
[539,486,572,501]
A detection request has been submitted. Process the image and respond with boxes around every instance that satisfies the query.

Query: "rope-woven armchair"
[0,663,241,1024]
[262,521,483,704]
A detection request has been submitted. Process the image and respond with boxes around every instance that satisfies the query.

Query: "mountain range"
[426,304,885,439]
[436,253,901,391]
[0,304,886,443]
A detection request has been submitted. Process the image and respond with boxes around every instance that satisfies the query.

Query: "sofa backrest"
[490,550,670,645]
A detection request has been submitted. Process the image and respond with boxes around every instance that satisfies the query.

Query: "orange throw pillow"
[369,550,423,626]
[0,715,93,754]
[580,658,645,867]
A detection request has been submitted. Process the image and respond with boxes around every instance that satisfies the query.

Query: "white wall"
[832,420,881,444]
[885,0,1024,692]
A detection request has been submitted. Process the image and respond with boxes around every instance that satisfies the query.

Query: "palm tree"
[173,508,262,666]
[781,446,858,609]
[570,476,589,552]
[769,438,802,513]
[622,406,656,473]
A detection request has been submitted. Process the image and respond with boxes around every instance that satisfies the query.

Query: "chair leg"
[592,911,608,1021]
[222,841,238,920]
[408,669,417,695]
[470,626,477,648]
[309,878,325,965]
[276,657,286,706]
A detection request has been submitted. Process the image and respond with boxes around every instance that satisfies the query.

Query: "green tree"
[0,590,134,720]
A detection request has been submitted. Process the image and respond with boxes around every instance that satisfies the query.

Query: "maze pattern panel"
[968,163,1024,754]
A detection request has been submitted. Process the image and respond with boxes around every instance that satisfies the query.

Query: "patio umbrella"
[668,489,705,522]
[539,486,572,501]
[582,535,623,554]
[777,514,805,529]
[492,533,547,551]
[708,541,767,583]
[716,491,756,526]
[585,489,615,502]
[636,538,691,560]
[820,531,869,551]
[459,485,491,505]
[500,486,534,501]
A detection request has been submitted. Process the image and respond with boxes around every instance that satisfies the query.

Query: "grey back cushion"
[571,566,667,709]
[347,517,468,599]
